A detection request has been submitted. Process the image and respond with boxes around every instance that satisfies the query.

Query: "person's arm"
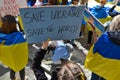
[32,40,49,80]
[109,0,120,17]
[108,5,118,17]
[88,17,98,43]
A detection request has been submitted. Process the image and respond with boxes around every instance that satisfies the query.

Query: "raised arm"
[32,40,50,80]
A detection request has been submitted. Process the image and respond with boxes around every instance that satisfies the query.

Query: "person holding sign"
[87,0,111,46]
[32,39,87,80]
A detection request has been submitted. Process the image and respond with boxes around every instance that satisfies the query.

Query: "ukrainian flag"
[18,15,24,31]
[0,32,28,72]
[85,32,120,80]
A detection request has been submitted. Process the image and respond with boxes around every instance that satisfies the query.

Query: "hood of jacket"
[108,31,120,45]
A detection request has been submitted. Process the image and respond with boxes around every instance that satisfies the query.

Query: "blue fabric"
[107,0,113,2]
[27,0,36,7]
[82,18,86,25]
[52,46,70,62]
[93,32,120,60]
[43,0,48,3]
[117,2,120,6]
[91,72,105,80]
[0,32,26,45]
[89,5,109,18]
[52,42,70,62]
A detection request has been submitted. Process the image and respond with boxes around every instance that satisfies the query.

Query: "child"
[0,15,28,80]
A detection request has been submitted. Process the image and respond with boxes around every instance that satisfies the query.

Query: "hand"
[88,17,94,24]
[41,38,50,50]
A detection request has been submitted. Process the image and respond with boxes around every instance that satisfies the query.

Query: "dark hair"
[61,0,68,5]
[1,15,18,34]
[1,15,17,23]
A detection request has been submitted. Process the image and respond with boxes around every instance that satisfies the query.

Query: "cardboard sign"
[84,8,105,33]
[0,0,27,16]
[19,5,85,43]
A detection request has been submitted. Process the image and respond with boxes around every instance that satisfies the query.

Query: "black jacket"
[108,31,120,45]
[109,5,120,17]
[32,48,48,80]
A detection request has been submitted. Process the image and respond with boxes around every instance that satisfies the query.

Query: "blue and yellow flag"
[85,32,120,80]
[0,32,28,72]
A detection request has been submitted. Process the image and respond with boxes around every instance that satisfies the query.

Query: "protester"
[32,39,87,80]
[0,15,28,80]
[85,14,120,80]
[87,0,111,46]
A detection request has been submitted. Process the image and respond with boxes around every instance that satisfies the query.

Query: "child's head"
[1,14,18,34]
[100,0,107,7]
[58,61,87,80]
[72,0,79,5]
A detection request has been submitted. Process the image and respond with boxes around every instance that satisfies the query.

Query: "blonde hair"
[109,15,120,31]
[58,61,87,80]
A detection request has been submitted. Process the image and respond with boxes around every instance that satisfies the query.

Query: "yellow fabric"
[18,16,24,31]
[99,16,112,24]
[95,0,100,3]
[85,45,120,80]
[84,15,112,36]
[80,73,85,80]
[0,42,28,72]
[58,0,62,3]
[84,16,103,36]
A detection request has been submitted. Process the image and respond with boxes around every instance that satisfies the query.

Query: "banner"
[19,5,85,43]
[0,0,27,16]
[84,8,105,33]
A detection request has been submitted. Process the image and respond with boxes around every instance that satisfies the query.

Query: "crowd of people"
[0,0,120,80]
